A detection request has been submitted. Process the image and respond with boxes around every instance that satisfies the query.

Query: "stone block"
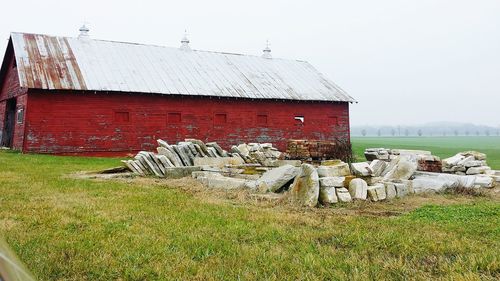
[164,166,202,179]
[336,188,352,202]
[319,176,345,188]
[348,178,368,200]
[370,160,387,177]
[351,162,373,176]
[193,157,245,167]
[319,186,338,204]
[382,155,417,180]
[290,164,320,207]
[367,184,386,201]
[317,163,351,177]
[256,165,300,192]
[466,166,491,175]
[384,182,397,200]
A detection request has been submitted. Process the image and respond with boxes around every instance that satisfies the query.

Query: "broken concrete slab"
[157,155,174,168]
[147,152,166,175]
[157,147,183,167]
[206,142,227,157]
[157,139,170,149]
[256,164,300,192]
[121,160,140,175]
[136,152,163,177]
[172,145,192,166]
[348,178,368,200]
[412,172,477,193]
[289,164,320,207]
[185,139,209,155]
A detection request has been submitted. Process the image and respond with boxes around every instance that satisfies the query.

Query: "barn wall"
[0,50,28,149]
[25,91,350,156]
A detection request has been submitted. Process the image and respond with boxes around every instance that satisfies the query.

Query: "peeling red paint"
[0,47,28,149]
[23,91,350,156]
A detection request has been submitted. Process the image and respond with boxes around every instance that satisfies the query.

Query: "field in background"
[352,137,500,169]
[0,137,499,279]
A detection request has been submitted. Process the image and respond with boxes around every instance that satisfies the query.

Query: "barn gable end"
[0,40,28,149]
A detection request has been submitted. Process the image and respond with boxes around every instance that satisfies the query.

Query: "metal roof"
[9,32,356,102]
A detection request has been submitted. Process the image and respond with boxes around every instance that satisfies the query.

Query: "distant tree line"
[355,124,500,137]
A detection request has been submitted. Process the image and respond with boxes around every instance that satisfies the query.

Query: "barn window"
[168,112,182,123]
[114,111,130,122]
[294,115,304,124]
[256,114,268,125]
[16,108,24,124]
[214,113,227,125]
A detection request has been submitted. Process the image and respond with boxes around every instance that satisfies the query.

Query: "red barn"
[0,31,355,156]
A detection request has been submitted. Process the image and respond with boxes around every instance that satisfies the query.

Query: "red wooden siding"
[24,91,350,156]
[0,49,28,150]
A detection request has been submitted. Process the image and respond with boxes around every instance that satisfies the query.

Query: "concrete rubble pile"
[122,140,498,207]
[442,151,490,175]
[364,148,442,172]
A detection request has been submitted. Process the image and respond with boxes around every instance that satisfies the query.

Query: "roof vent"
[262,40,272,59]
[180,30,191,51]
[78,24,90,39]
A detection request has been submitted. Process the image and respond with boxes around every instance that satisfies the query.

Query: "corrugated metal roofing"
[9,32,356,102]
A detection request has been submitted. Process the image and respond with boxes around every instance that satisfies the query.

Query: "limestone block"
[348,178,368,200]
[289,164,320,207]
[336,188,352,202]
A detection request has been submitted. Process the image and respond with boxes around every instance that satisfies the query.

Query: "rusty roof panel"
[10,32,356,102]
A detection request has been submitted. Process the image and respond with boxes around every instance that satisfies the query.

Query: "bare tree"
[391,128,396,137]
[404,129,409,137]
[454,130,459,136]
[476,131,480,136]
[417,129,423,137]
[485,130,490,136]
[361,129,367,137]
[465,130,470,136]
[377,129,381,137]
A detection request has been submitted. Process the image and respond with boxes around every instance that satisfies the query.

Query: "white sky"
[1,0,499,127]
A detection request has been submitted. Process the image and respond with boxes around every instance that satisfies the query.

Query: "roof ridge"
[10,31,304,62]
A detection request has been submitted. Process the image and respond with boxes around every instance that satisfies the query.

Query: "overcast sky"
[1,0,499,127]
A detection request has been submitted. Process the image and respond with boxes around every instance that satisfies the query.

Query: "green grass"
[352,137,500,169]
[0,147,499,280]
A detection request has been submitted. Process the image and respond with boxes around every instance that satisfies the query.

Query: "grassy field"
[0,137,499,280]
[352,137,500,169]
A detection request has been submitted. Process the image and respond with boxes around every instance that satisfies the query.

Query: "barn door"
[1,98,16,147]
